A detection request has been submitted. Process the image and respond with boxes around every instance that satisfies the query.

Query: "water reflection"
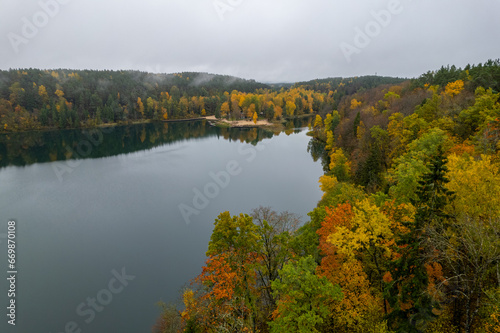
[307,137,330,173]
[0,117,313,169]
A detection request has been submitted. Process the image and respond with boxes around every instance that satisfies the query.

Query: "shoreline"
[204,115,275,128]
[0,114,313,135]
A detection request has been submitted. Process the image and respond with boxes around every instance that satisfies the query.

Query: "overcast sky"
[1,0,499,82]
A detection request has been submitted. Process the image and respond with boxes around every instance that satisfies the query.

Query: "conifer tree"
[385,146,454,332]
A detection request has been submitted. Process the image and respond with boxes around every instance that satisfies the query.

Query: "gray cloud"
[1,0,498,82]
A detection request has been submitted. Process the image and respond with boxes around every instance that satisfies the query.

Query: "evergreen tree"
[385,146,454,332]
[96,106,102,124]
[40,107,49,126]
[353,111,361,136]
[51,104,58,127]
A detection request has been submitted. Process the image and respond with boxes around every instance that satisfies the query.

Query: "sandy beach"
[205,115,272,127]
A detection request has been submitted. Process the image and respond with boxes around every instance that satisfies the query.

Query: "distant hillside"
[1,62,498,133]
[411,59,500,93]
[0,69,324,132]
[0,69,270,101]
[294,75,406,93]
[293,75,407,110]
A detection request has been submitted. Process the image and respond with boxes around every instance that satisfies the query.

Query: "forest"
[151,60,500,333]
[2,61,499,332]
[0,69,383,132]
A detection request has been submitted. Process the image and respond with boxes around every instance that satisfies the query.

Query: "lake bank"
[204,115,275,128]
[204,114,314,132]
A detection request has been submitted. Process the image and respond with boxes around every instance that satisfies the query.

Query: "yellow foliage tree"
[317,204,386,331]
[313,114,323,128]
[325,130,335,150]
[179,97,189,116]
[444,80,465,97]
[146,97,155,112]
[327,199,393,259]
[38,85,49,103]
[329,148,351,181]
[318,175,338,199]
[356,120,366,141]
[54,89,65,98]
[274,105,283,120]
[220,102,230,118]
[285,101,296,116]
[136,97,144,118]
[327,260,383,331]
[247,103,256,119]
[350,98,362,110]
[446,153,500,219]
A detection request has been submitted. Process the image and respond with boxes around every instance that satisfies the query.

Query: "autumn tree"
[273,105,283,120]
[316,203,386,332]
[179,97,189,117]
[457,87,500,145]
[327,199,394,300]
[184,212,262,332]
[328,148,351,182]
[252,112,258,124]
[270,256,343,333]
[424,153,500,332]
[415,88,442,124]
[313,115,323,138]
[251,207,300,324]
[385,146,454,332]
[350,98,362,110]
[427,213,500,333]
[387,112,410,160]
[146,97,155,117]
[285,101,296,117]
[136,97,145,118]
[38,85,49,104]
[220,102,230,119]
[152,302,181,333]
[247,104,256,119]
[446,153,500,219]
[8,82,25,105]
[444,79,464,97]
[388,128,449,203]
[350,111,361,139]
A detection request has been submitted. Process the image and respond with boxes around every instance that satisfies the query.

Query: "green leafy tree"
[457,87,500,140]
[388,128,449,203]
[270,256,343,333]
[201,212,262,331]
[251,207,300,324]
[415,89,442,123]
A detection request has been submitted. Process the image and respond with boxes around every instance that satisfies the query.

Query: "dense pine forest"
[150,60,500,333]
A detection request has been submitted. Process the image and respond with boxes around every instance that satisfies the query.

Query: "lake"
[0,119,325,333]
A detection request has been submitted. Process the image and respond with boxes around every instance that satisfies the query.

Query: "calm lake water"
[0,119,324,333]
